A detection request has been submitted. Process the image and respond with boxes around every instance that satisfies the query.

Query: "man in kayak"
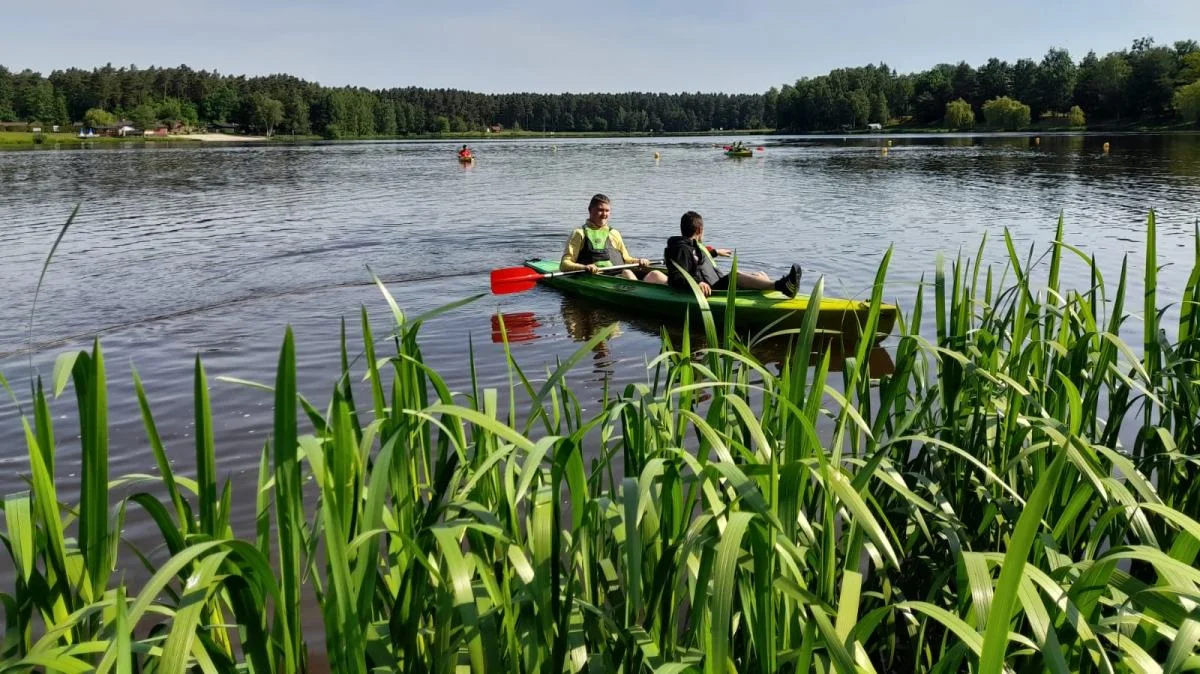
[458,144,472,159]
[560,194,668,283]
[664,211,800,298]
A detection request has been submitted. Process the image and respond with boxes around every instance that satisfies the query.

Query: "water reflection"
[493,296,895,379]
[492,299,633,378]
[489,311,540,343]
[746,333,896,378]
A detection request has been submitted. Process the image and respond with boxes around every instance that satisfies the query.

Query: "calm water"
[2,133,1199,636]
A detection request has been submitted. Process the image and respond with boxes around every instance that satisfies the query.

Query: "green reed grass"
[2,210,1199,672]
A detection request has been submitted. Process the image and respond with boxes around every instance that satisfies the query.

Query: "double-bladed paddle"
[490,261,653,295]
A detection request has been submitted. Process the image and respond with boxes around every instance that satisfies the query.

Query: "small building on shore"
[96,121,137,137]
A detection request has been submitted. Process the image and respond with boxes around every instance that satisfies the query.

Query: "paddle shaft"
[490,260,661,295]
[542,261,647,279]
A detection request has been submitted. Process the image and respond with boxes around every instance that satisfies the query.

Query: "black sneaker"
[775,264,801,298]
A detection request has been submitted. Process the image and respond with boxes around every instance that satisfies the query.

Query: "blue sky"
[2,0,1198,93]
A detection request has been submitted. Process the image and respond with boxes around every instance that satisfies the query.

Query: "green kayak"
[725,149,754,157]
[523,259,897,341]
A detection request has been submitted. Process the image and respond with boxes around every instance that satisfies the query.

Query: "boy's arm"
[560,230,587,271]
[665,242,694,291]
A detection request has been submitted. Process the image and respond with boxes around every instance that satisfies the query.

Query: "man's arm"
[559,230,587,271]
[609,230,639,265]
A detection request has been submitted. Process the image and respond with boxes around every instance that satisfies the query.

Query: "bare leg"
[728,270,774,290]
[613,269,667,283]
[642,270,668,284]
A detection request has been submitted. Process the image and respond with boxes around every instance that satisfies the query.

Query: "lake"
[2,133,1199,616]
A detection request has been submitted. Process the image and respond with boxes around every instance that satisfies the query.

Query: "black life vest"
[693,241,722,285]
[576,226,625,266]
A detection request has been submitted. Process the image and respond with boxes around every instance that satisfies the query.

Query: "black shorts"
[710,274,732,290]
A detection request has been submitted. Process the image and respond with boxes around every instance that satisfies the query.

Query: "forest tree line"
[0,66,768,137]
[1,35,1198,137]
[772,36,1200,131]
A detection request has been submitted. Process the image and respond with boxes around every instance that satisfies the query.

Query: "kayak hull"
[725,150,753,157]
[523,259,896,341]
[458,156,474,163]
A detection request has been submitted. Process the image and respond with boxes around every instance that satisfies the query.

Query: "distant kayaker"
[458,144,472,158]
[664,211,800,298]
[560,194,668,283]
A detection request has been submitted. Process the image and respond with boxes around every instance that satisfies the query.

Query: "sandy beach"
[171,133,269,142]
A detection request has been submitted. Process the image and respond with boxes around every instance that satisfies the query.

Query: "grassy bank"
[0,128,770,149]
[2,212,1199,672]
[0,131,180,146]
[823,117,1199,135]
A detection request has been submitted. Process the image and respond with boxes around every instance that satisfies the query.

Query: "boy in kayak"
[560,194,668,283]
[664,211,800,298]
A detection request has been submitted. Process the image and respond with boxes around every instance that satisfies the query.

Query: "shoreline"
[169,133,269,142]
[0,131,269,147]
[1,124,1196,150]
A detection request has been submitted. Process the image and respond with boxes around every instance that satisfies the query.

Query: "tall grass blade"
[273,328,304,668]
[27,204,79,379]
[978,440,1070,674]
[73,341,110,601]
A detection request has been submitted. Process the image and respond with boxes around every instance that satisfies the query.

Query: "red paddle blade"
[491,266,541,283]
[491,277,539,295]
[490,266,544,295]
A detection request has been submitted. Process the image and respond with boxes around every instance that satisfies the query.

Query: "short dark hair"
[680,211,704,237]
[589,194,611,209]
